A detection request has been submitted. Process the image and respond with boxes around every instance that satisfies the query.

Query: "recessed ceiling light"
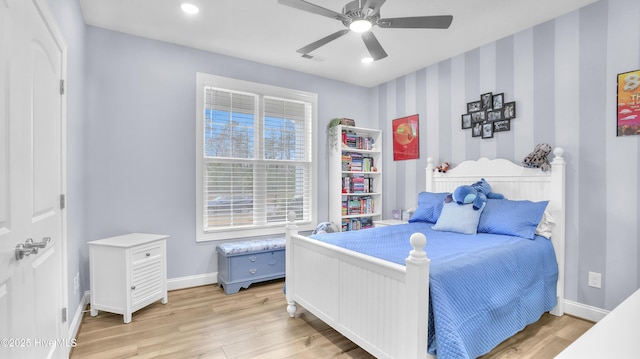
[181,3,199,14]
[361,57,374,64]
[350,19,372,33]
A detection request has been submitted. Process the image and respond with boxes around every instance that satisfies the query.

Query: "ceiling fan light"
[350,19,372,33]
[361,57,374,63]
[180,3,199,14]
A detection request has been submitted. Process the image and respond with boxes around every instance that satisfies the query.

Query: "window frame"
[196,73,317,241]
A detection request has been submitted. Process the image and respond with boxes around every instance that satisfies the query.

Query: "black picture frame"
[482,122,494,139]
[492,93,504,110]
[461,114,472,129]
[472,122,482,137]
[461,92,516,139]
[487,109,503,122]
[503,102,516,119]
[471,111,486,123]
[481,92,493,110]
[467,101,482,113]
[493,119,511,132]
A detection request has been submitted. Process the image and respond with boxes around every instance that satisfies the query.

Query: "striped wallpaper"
[370,0,640,310]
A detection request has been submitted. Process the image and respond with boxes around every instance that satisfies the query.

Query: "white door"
[0,0,67,358]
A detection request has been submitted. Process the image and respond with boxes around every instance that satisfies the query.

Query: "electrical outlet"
[588,271,601,288]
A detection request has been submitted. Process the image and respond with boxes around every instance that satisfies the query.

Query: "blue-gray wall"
[375,0,640,310]
[82,27,371,280]
[49,0,640,325]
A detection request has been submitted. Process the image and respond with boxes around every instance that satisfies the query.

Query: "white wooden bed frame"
[285,148,566,359]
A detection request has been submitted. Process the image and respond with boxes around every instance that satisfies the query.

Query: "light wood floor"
[71,279,593,359]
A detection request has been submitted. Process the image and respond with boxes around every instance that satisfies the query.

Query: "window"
[196,74,317,241]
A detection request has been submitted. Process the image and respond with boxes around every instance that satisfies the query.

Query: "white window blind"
[196,74,316,241]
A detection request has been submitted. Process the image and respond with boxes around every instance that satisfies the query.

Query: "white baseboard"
[69,291,90,341]
[563,299,609,322]
[167,272,218,291]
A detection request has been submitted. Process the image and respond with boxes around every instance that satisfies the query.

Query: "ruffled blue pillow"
[431,201,485,235]
[408,192,450,224]
[477,199,549,239]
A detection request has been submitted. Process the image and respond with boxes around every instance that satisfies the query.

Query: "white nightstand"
[373,219,408,227]
[89,233,169,323]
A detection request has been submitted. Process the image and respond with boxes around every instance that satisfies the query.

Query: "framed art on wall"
[481,92,493,110]
[392,114,419,161]
[462,92,516,139]
[617,69,640,136]
[492,93,504,110]
[493,119,510,132]
[462,114,471,129]
[503,102,516,119]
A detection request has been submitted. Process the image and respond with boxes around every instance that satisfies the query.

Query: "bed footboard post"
[404,233,430,359]
[285,211,298,318]
[550,147,566,316]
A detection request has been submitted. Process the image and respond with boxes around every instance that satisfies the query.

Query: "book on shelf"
[363,157,374,172]
[341,154,352,171]
[342,176,351,193]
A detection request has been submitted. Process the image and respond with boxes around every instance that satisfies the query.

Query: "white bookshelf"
[329,125,382,231]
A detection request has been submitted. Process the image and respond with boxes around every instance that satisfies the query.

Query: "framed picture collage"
[461,92,516,139]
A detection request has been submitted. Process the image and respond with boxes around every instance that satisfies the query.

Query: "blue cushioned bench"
[216,238,286,295]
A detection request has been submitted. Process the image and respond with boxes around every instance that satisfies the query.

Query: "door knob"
[24,237,51,249]
[15,244,37,260]
[15,237,51,260]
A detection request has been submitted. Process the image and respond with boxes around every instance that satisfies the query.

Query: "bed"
[284,148,566,359]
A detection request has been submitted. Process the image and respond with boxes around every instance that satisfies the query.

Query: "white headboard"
[425,148,566,315]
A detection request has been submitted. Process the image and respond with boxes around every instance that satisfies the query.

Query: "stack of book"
[341,217,374,231]
[342,130,374,150]
[350,153,363,172]
[342,175,373,193]
[340,195,374,215]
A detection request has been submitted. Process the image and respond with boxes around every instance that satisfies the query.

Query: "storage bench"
[217,238,286,294]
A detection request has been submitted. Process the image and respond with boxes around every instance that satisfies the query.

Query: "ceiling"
[78,0,597,88]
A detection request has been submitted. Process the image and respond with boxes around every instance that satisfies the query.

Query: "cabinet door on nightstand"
[130,258,164,311]
[129,243,165,311]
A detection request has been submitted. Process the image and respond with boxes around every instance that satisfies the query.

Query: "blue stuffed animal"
[452,178,504,210]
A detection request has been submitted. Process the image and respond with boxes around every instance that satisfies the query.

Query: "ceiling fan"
[277,0,453,61]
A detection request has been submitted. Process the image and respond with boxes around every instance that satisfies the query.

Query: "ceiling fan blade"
[296,29,350,55]
[361,31,387,61]
[278,0,347,21]
[378,15,453,29]
[362,0,386,16]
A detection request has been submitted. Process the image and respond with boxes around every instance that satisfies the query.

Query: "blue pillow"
[408,192,450,224]
[477,199,549,239]
[431,201,485,235]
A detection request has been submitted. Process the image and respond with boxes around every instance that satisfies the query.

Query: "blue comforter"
[310,222,558,359]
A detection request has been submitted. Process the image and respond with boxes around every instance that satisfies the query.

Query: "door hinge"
[60,79,65,95]
[61,307,67,323]
[60,194,66,209]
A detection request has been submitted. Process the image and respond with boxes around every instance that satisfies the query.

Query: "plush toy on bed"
[523,143,552,171]
[451,178,505,210]
[311,222,339,235]
[436,162,450,173]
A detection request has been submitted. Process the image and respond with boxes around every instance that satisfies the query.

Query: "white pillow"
[535,210,556,239]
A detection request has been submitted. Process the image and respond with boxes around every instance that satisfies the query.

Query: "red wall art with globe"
[617,69,640,136]
[392,114,419,161]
